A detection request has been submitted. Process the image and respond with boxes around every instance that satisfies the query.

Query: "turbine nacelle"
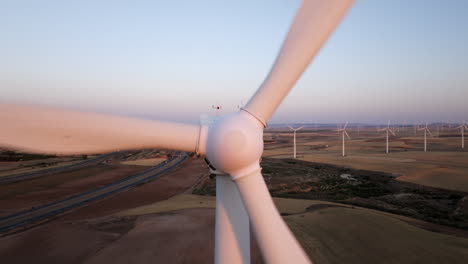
[203,110,264,178]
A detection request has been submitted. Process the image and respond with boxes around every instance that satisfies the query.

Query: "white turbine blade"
[297,126,304,131]
[344,130,351,139]
[427,128,433,137]
[244,0,354,124]
[234,168,311,264]
[0,104,200,155]
[288,125,294,130]
[390,129,396,136]
[387,120,390,128]
[343,122,349,129]
[377,128,386,131]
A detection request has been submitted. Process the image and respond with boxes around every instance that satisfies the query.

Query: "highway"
[0,152,119,185]
[0,152,188,234]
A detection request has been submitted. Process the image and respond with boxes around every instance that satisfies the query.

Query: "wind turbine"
[378,121,396,154]
[337,122,350,157]
[454,122,468,149]
[212,105,222,116]
[418,122,432,152]
[237,101,244,110]
[0,1,354,263]
[288,125,304,159]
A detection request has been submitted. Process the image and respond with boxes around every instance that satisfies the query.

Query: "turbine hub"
[204,110,264,177]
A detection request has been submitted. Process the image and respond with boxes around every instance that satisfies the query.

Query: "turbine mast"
[342,130,345,157]
[455,122,467,149]
[424,128,427,152]
[386,129,389,154]
[289,125,304,159]
[337,122,349,157]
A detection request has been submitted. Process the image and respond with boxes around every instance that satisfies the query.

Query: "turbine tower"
[288,125,304,159]
[454,122,468,149]
[378,121,396,154]
[418,122,432,152]
[337,122,350,157]
[0,1,354,263]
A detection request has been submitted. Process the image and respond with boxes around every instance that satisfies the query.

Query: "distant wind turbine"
[212,105,222,116]
[418,123,432,152]
[337,122,350,157]
[288,125,304,159]
[237,101,244,110]
[454,122,468,149]
[378,121,396,154]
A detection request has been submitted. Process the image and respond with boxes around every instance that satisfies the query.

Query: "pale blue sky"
[1,0,467,124]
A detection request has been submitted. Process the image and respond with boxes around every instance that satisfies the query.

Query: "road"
[0,152,188,234]
[0,152,119,184]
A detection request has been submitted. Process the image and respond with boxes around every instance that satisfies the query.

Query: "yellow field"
[117,194,350,216]
[0,158,85,178]
[287,206,468,264]
[118,194,468,264]
[120,158,166,166]
[117,194,215,216]
[263,131,468,192]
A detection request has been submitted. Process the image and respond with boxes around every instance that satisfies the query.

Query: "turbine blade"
[427,128,433,137]
[244,0,354,124]
[344,130,351,139]
[297,126,304,131]
[288,125,294,130]
[390,129,396,136]
[233,167,311,264]
[0,104,200,155]
[343,122,349,129]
